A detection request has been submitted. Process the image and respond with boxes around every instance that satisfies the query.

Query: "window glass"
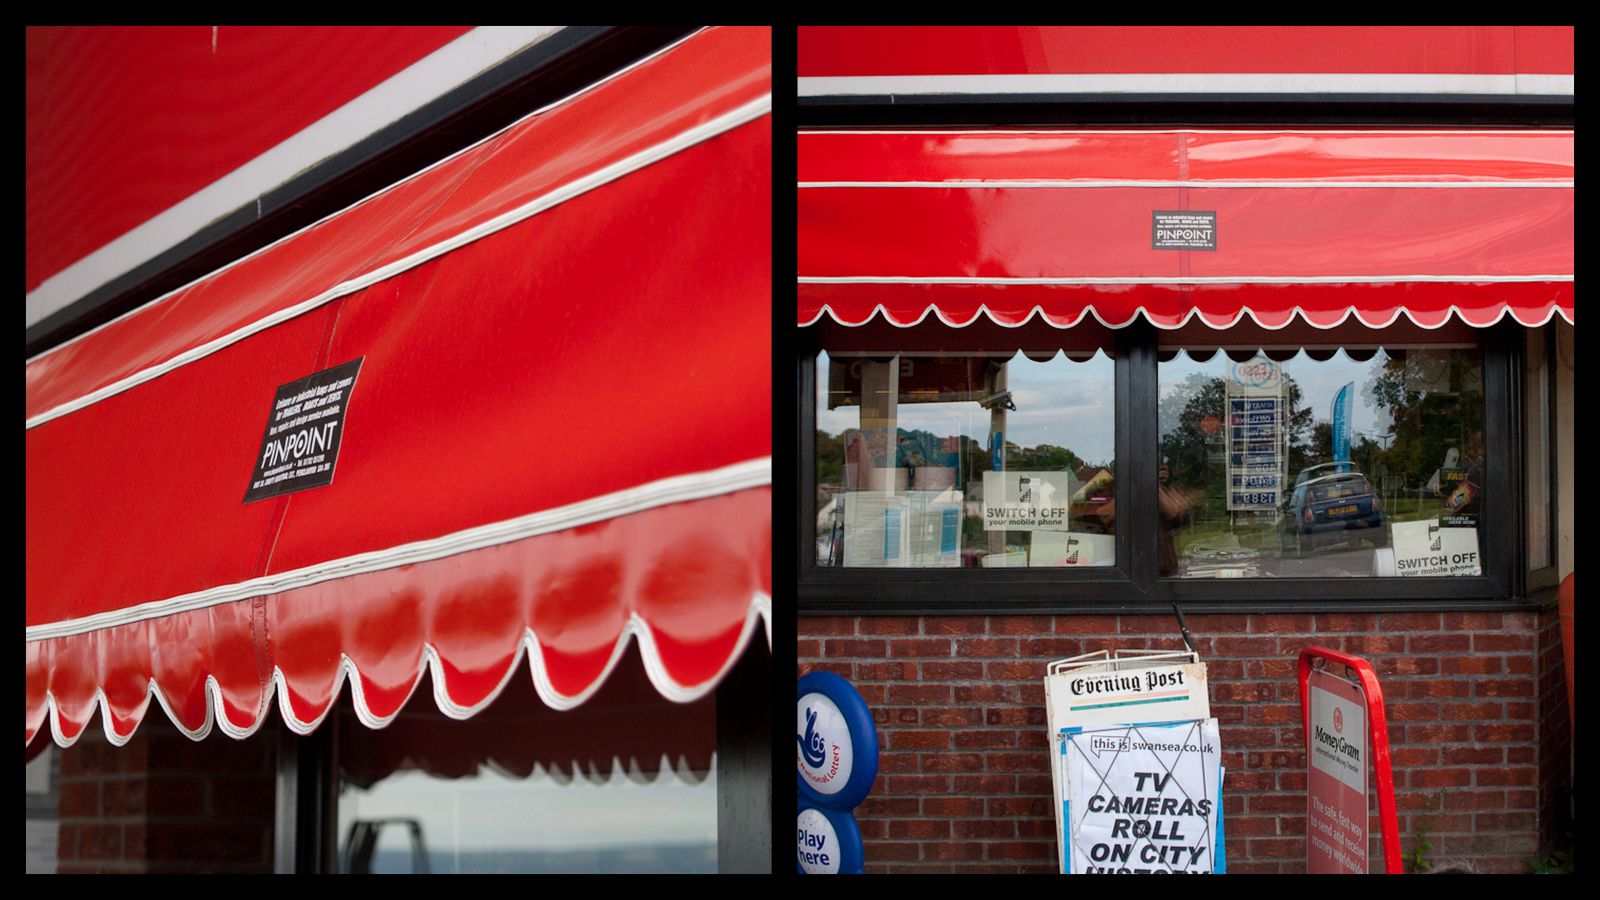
[816,349,1115,568]
[335,657,717,874]
[1157,347,1484,578]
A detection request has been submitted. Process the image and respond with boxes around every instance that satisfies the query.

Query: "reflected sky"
[817,351,1116,464]
[338,755,716,856]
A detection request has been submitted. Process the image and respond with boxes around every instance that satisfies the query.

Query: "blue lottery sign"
[797,801,865,875]
[798,670,879,811]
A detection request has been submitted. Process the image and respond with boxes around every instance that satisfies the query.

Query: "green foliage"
[1401,823,1433,874]
[1526,850,1574,874]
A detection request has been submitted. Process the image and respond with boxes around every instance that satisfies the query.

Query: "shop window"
[1156,346,1484,579]
[334,653,717,874]
[816,349,1116,568]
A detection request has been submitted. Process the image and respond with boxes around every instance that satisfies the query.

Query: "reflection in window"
[1156,347,1485,578]
[336,654,716,874]
[816,350,1116,568]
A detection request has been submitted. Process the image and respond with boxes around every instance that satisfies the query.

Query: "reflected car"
[1282,469,1385,554]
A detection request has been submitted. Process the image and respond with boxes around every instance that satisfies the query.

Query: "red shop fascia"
[27,26,774,874]
[795,25,1573,875]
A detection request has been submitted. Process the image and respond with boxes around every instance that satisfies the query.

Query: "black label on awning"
[244,358,363,504]
[1153,211,1217,250]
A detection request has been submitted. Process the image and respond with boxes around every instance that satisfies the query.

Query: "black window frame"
[798,319,1543,616]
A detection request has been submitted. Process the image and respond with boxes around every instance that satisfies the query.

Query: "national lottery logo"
[800,707,827,769]
[797,692,854,794]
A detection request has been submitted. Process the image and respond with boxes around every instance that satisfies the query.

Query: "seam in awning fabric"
[26,92,773,431]
[27,456,770,642]
[36,597,772,748]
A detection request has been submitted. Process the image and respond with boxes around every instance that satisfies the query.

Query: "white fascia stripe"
[799,275,1574,285]
[26,92,773,430]
[799,302,1574,331]
[798,73,1575,97]
[799,180,1573,189]
[25,456,771,642]
[26,27,569,332]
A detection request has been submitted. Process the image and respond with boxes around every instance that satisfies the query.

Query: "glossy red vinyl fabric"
[797,129,1573,330]
[26,26,772,747]
[28,24,771,423]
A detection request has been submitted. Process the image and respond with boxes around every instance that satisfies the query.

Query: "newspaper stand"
[1045,648,1224,874]
[1296,646,1401,874]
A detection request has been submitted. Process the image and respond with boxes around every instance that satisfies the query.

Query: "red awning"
[26,27,772,747]
[798,129,1572,329]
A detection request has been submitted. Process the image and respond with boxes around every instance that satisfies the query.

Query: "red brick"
[884,775,951,794]
[1409,633,1471,653]
[863,842,919,862]
[1342,633,1408,655]
[1019,637,1083,657]
[856,661,919,681]
[922,707,984,727]
[955,638,1015,656]
[924,616,987,635]
[1506,789,1538,810]
[60,780,100,817]
[1278,771,1307,791]
[991,616,1055,635]
[1016,818,1057,839]
[1016,775,1053,796]
[1208,659,1248,679]
[1316,613,1375,632]
[827,639,887,657]
[885,684,952,704]
[888,638,955,658]
[954,683,1019,704]
[1441,612,1504,631]
[953,819,1017,839]
[1249,704,1302,724]
[921,660,984,680]
[1212,682,1278,703]
[1211,636,1277,657]
[925,843,985,861]
[886,819,950,839]
[1411,768,1473,788]
[986,661,1044,681]
[1248,837,1305,857]
[858,796,919,817]
[1245,750,1302,769]
[1439,790,1508,811]
[922,797,985,816]
[1476,767,1536,787]
[985,707,1045,727]
[57,824,80,861]
[1390,746,1441,767]
[888,730,950,750]
[1247,793,1306,813]
[1251,658,1294,679]
[1473,633,1534,652]
[1251,614,1317,634]
[921,753,985,773]
[1386,701,1438,722]
[797,640,822,658]
[1440,655,1503,675]
[1407,723,1473,742]
[986,841,1052,860]
[1441,701,1503,720]
[858,617,921,635]
[1475,811,1537,831]
[1055,615,1120,634]
[1439,745,1502,765]
[1184,614,1250,632]
[79,824,123,860]
[988,753,1048,774]
[952,775,1016,794]
[1410,679,1472,698]
[1227,815,1280,837]
[1375,656,1440,677]
[1476,722,1534,742]
[801,616,856,636]
[988,796,1051,817]
[1505,655,1534,675]
[953,729,1018,750]
[1378,612,1442,631]
[1225,771,1274,791]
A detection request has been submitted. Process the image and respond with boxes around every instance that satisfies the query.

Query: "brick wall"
[798,609,1569,874]
[55,714,278,874]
